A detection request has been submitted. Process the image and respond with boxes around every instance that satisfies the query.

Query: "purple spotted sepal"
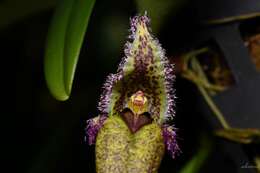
[162,125,180,159]
[86,115,107,145]
[98,14,176,125]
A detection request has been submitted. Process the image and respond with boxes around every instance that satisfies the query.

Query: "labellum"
[86,14,179,173]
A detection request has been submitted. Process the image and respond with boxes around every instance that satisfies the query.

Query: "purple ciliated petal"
[98,73,122,115]
[86,116,107,145]
[162,125,180,159]
[160,51,176,120]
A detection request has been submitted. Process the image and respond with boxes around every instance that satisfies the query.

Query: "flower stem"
[197,83,230,129]
[181,48,230,129]
[192,58,230,129]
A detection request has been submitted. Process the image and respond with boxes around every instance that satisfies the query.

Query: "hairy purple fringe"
[129,14,150,39]
[153,37,176,121]
[98,73,122,115]
[162,54,176,120]
[86,116,107,145]
[117,14,150,73]
[162,126,180,159]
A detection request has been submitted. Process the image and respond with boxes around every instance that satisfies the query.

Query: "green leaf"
[64,0,96,94]
[44,0,95,101]
[44,0,74,101]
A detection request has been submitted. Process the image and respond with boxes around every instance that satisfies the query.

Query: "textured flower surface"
[86,14,179,173]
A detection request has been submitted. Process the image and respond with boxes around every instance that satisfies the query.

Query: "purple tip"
[98,73,122,115]
[129,14,150,39]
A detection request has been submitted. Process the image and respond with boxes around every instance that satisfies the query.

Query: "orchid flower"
[86,14,179,173]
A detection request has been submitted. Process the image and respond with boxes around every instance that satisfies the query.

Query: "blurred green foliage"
[44,0,95,101]
[0,0,56,30]
[179,135,211,173]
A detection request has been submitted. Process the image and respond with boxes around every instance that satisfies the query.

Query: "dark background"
[2,0,259,172]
